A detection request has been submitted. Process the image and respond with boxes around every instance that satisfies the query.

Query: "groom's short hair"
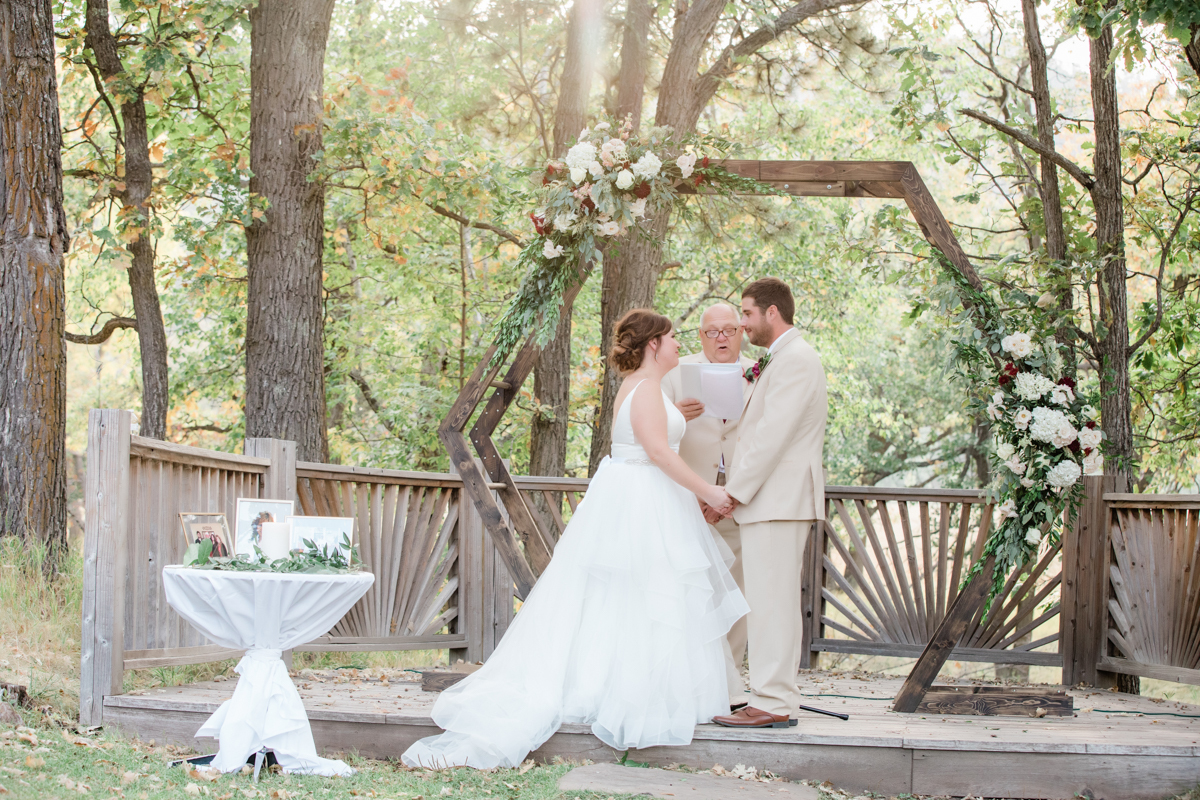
[742,278,795,325]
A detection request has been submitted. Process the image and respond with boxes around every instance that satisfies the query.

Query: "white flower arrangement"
[1078,427,1103,450]
[1025,528,1042,546]
[491,118,769,365]
[1029,406,1069,443]
[997,498,1018,518]
[1013,408,1032,429]
[1046,459,1082,488]
[996,442,1015,460]
[1013,371,1054,401]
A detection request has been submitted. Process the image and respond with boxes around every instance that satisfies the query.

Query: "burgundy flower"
[694,173,704,186]
[1068,440,1081,453]
[999,373,1012,386]
[1085,420,1096,430]
[1059,376,1076,389]
[581,197,596,212]
[701,156,710,168]
[530,212,547,235]
[633,182,652,199]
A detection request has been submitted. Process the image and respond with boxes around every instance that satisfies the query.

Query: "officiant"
[663,302,755,708]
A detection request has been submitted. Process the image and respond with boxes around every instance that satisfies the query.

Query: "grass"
[0,720,624,800]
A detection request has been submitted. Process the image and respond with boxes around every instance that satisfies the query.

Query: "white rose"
[1046,459,1082,488]
[569,166,587,184]
[1083,450,1105,476]
[1004,457,1027,476]
[1021,477,1036,488]
[997,498,1018,519]
[1078,427,1103,449]
[553,212,576,231]
[542,240,564,260]
[594,121,610,131]
[1081,404,1099,421]
[615,169,634,190]
[676,152,697,179]
[1014,372,1054,401]
[1051,421,1077,449]
[1001,332,1034,358]
[1013,408,1032,430]
[1025,528,1042,546]
[996,443,1015,460]
[594,220,620,236]
[632,151,662,179]
[588,161,604,178]
[628,197,647,218]
[1035,291,1057,308]
[1050,386,1074,406]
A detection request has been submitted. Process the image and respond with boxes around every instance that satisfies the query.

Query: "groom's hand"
[676,398,704,421]
[699,500,725,524]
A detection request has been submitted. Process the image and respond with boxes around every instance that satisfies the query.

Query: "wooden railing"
[81,410,1199,726]
[807,487,1061,667]
[1098,493,1200,685]
[80,411,515,726]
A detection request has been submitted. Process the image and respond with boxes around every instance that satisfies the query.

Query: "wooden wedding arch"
[438,159,999,711]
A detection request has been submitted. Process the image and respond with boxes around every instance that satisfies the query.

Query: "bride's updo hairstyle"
[610,309,673,373]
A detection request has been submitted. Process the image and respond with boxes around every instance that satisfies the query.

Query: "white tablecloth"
[162,567,374,776]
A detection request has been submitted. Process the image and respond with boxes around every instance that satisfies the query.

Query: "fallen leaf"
[24,756,44,769]
[184,784,201,797]
[517,760,534,775]
[121,771,139,786]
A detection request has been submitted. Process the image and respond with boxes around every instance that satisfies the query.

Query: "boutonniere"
[744,353,772,384]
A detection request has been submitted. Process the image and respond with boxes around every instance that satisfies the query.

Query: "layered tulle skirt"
[401,457,749,769]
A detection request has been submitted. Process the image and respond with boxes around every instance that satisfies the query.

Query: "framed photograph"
[289,516,355,558]
[178,512,232,558]
[235,498,295,556]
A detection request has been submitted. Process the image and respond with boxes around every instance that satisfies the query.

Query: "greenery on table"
[182,535,363,574]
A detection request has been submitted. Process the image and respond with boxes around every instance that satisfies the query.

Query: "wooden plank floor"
[105,669,1200,799]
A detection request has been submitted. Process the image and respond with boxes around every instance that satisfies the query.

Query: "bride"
[402,309,749,769]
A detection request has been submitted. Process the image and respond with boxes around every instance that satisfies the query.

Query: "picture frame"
[289,516,355,558]
[235,498,295,556]
[178,512,232,559]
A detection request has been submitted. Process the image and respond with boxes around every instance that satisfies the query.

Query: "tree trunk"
[1088,17,1138,695]
[0,0,69,571]
[245,0,336,462]
[84,0,170,440]
[587,0,862,474]
[614,0,651,127]
[530,0,602,480]
[1185,24,1200,77]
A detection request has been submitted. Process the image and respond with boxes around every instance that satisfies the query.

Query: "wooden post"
[452,487,484,664]
[798,519,825,669]
[244,438,297,666]
[1060,475,1119,687]
[80,410,132,727]
[892,555,995,712]
[245,438,297,503]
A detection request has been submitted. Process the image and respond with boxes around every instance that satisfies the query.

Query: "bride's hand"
[701,486,734,516]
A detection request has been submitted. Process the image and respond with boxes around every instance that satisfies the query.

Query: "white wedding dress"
[402,380,749,769]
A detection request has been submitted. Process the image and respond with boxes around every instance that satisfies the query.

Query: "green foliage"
[182,535,362,574]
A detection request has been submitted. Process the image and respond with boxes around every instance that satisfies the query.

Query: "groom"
[713,278,827,729]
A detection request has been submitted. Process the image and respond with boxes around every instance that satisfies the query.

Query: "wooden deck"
[103,669,1200,799]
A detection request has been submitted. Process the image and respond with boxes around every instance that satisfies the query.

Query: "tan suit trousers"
[741,519,812,717]
[712,518,747,704]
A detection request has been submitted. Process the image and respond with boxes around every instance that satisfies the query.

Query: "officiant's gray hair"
[699,303,739,327]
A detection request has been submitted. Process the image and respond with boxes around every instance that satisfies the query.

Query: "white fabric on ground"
[162,568,374,776]
[402,381,749,769]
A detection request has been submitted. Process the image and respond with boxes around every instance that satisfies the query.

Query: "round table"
[162,567,374,776]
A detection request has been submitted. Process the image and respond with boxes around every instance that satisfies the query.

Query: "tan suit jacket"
[725,328,827,524]
[662,352,756,487]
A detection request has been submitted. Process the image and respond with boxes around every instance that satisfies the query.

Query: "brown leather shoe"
[712,706,794,728]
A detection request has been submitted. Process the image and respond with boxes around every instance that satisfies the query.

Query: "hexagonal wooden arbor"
[437,159,996,712]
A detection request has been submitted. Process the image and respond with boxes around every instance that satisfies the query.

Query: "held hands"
[676,398,705,422]
[700,486,735,518]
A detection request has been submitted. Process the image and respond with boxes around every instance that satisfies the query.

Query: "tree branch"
[691,0,869,116]
[349,370,398,435]
[1128,188,1196,356]
[424,202,525,248]
[959,108,1096,190]
[65,316,137,345]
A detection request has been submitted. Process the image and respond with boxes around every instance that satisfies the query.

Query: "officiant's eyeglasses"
[703,327,740,339]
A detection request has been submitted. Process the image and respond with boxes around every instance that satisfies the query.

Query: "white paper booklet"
[679,363,745,421]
